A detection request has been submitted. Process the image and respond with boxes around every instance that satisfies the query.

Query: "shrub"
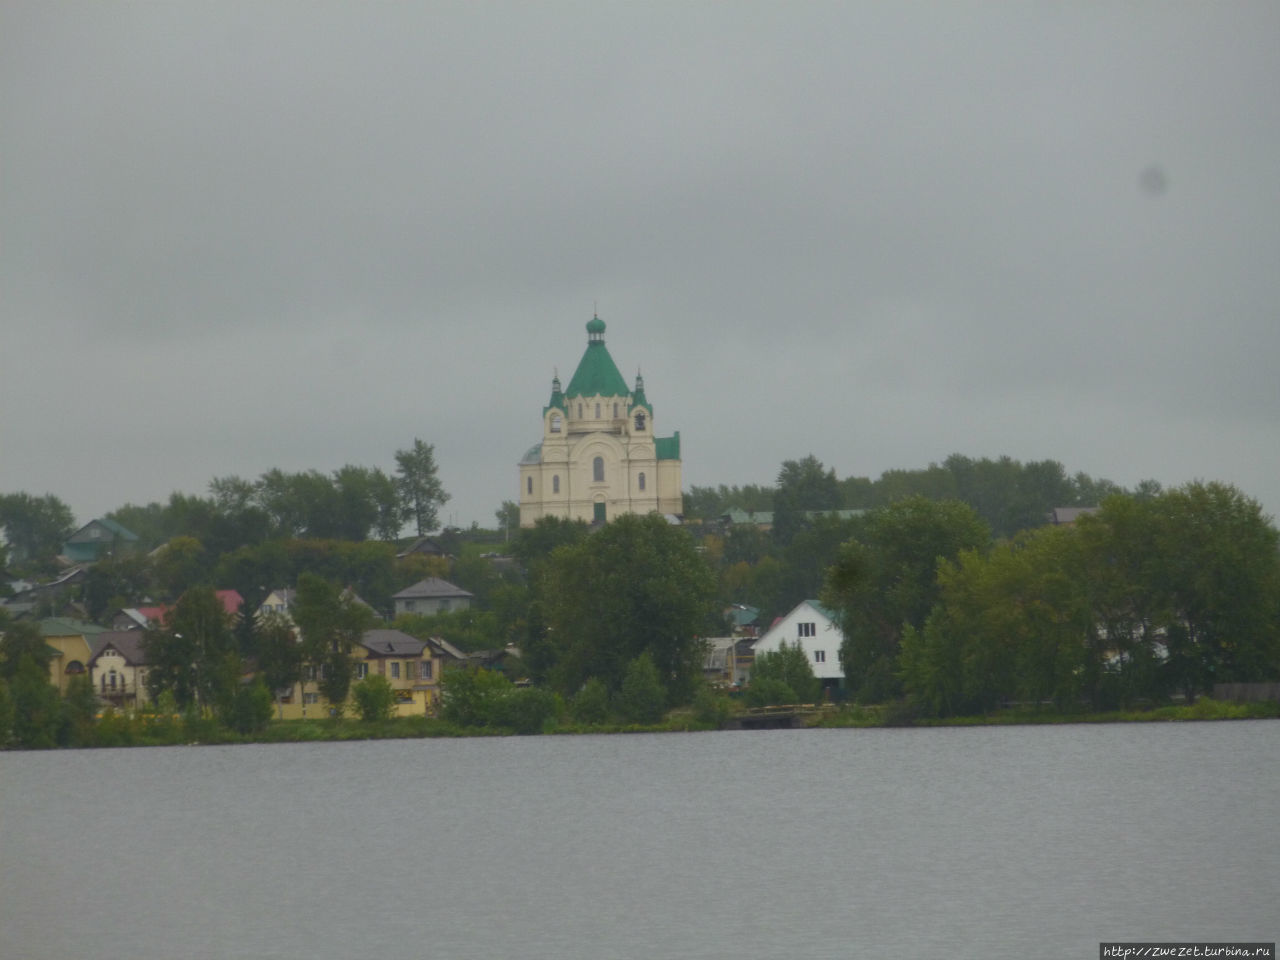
[353,674,397,724]
[493,686,560,734]
[440,665,514,727]
[616,653,666,725]
[227,678,276,734]
[744,677,797,708]
[692,686,732,727]
[571,677,610,725]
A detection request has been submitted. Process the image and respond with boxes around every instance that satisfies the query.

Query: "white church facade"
[519,315,682,527]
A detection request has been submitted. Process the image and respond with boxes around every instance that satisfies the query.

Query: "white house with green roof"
[519,314,682,526]
[752,599,846,693]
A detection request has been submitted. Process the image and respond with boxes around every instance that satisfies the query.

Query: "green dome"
[586,314,606,336]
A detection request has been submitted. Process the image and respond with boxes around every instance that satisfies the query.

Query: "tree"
[825,497,990,702]
[615,653,666,724]
[143,586,239,714]
[0,492,74,569]
[772,456,840,545]
[395,439,450,536]
[0,617,54,681]
[291,573,376,716]
[352,674,396,723]
[495,501,521,539]
[7,655,64,748]
[227,678,275,734]
[440,664,515,727]
[533,513,716,701]
[254,612,303,718]
[750,640,820,705]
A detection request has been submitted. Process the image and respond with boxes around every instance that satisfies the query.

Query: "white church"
[518,315,683,527]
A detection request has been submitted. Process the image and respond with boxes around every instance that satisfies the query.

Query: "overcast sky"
[3,2,1279,533]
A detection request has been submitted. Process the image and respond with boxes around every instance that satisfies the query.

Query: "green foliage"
[0,677,13,746]
[616,653,666,724]
[0,492,75,570]
[353,674,397,723]
[225,678,275,734]
[691,685,732,727]
[899,483,1280,717]
[773,455,841,546]
[533,513,715,701]
[0,618,54,680]
[824,496,990,703]
[395,438,450,537]
[440,665,515,727]
[8,655,64,748]
[144,586,240,712]
[744,677,798,708]
[292,573,377,715]
[570,677,611,725]
[492,686,560,734]
[63,674,100,747]
[750,640,819,704]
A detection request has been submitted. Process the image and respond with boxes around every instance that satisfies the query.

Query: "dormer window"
[634,412,646,431]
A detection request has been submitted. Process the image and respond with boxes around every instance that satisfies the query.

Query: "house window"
[439,599,450,612]
[304,692,319,705]
[638,472,646,491]
[356,663,368,679]
[634,412,646,431]
[814,650,826,663]
[405,600,416,611]
[553,475,560,494]
[527,477,533,495]
[550,414,561,433]
[304,665,316,681]
[798,622,816,638]
[593,457,604,482]
[420,660,433,680]
[391,662,400,679]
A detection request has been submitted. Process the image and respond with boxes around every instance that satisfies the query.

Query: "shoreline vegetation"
[15,696,1276,750]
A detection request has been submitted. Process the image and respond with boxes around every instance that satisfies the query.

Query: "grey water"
[1,722,1277,960]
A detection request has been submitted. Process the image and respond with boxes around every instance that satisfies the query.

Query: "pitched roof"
[65,518,139,544]
[392,578,473,601]
[119,589,245,628]
[564,316,630,399]
[359,629,428,658]
[90,630,150,666]
[39,617,108,638]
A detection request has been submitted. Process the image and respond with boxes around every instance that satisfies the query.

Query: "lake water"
[1,722,1277,960]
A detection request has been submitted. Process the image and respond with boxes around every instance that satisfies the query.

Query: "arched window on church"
[553,475,560,494]
[613,403,619,418]
[550,414,561,433]
[634,412,646,431]
[638,472,646,491]
[577,404,583,418]
[593,457,604,482]
[527,477,533,495]
[595,403,601,419]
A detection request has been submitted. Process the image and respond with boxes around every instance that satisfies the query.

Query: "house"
[1048,507,1100,526]
[702,637,754,687]
[88,631,152,710]
[111,589,245,631]
[518,314,683,527]
[39,617,107,694]
[751,599,846,694]
[396,537,450,559]
[63,518,139,564]
[258,588,297,620]
[391,578,473,617]
[276,628,449,719]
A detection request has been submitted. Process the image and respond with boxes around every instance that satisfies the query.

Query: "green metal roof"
[564,316,630,399]
[39,617,108,637]
[655,432,680,461]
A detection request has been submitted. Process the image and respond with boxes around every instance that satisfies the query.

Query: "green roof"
[39,617,108,637]
[564,316,630,399]
[656,432,680,461]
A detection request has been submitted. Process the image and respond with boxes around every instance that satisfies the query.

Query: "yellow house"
[87,630,152,711]
[39,617,107,695]
[275,629,447,720]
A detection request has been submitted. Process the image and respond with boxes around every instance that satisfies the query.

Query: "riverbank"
[8,695,1274,749]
